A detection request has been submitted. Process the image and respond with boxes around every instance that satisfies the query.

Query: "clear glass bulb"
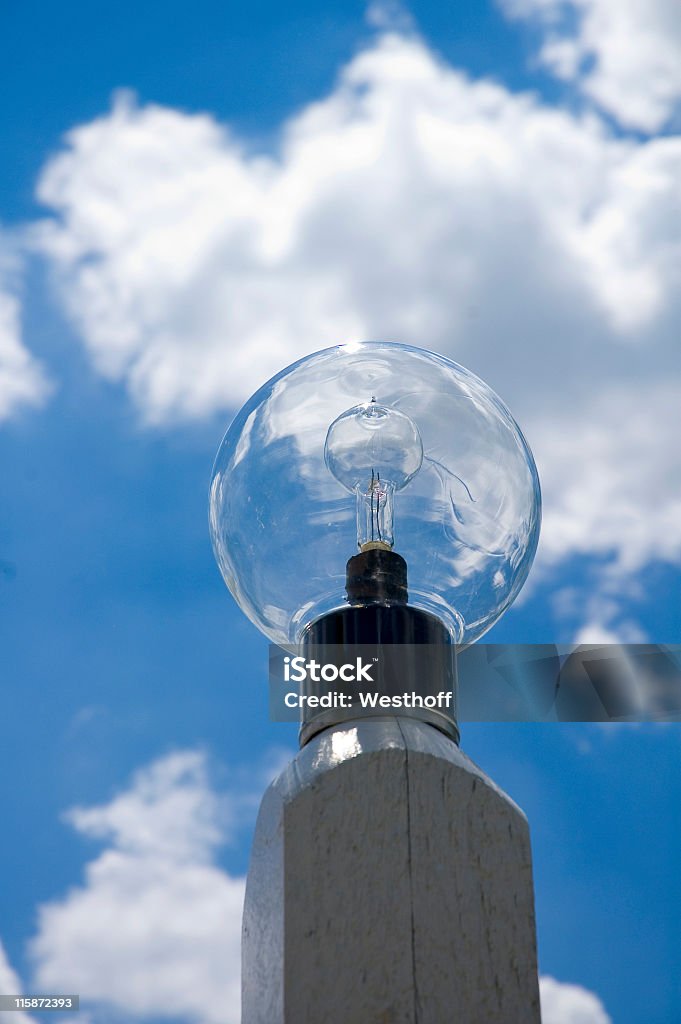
[209,341,541,646]
[324,399,423,550]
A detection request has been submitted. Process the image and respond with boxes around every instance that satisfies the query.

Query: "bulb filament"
[358,468,395,551]
[370,470,383,543]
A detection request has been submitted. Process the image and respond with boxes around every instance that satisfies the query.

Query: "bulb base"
[298,603,459,747]
[346,547,408,605]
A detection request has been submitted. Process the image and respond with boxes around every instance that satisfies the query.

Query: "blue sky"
[0,2,680,1023]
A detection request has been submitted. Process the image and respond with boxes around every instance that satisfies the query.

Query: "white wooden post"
[242,717,541,1023]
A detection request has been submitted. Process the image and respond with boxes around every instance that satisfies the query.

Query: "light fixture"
[209,341,541,652]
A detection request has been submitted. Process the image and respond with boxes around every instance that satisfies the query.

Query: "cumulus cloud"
[34,33,681,422]
[0,940,36,1024]
[29,751,247,1024]
[499,0,681,132]
[32,29,681,632]
[366,0,416,33]
[0,234,51,422]
[540,974,612,1023]
[534,381,681,571]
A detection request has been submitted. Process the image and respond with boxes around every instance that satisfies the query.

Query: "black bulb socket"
[345,547,408,605]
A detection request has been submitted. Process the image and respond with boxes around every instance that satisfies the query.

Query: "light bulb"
[324,399,423,550]
[209,341,541,646]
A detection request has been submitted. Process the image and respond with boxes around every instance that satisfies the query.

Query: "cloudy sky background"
[0,1,679,1022]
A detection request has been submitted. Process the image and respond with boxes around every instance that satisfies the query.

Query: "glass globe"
[209,341,541,646]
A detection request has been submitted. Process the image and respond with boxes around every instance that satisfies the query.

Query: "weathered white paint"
[242,717,540,1023]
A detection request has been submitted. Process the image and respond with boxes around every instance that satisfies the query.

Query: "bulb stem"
[356,473,395,550]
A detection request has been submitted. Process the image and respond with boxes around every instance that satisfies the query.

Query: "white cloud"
[0,235,51,422]
[29,751,246,1024]
[34,33,681,424]
[553,584,651,642]
[32,30,681,633]
[574,620,646,645]
[33,89,365,423]
[533,381,681,576]
[540,974,612,1023]
[499,0,681,132]
[366,0,416,33]
[0,940,36,1024]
